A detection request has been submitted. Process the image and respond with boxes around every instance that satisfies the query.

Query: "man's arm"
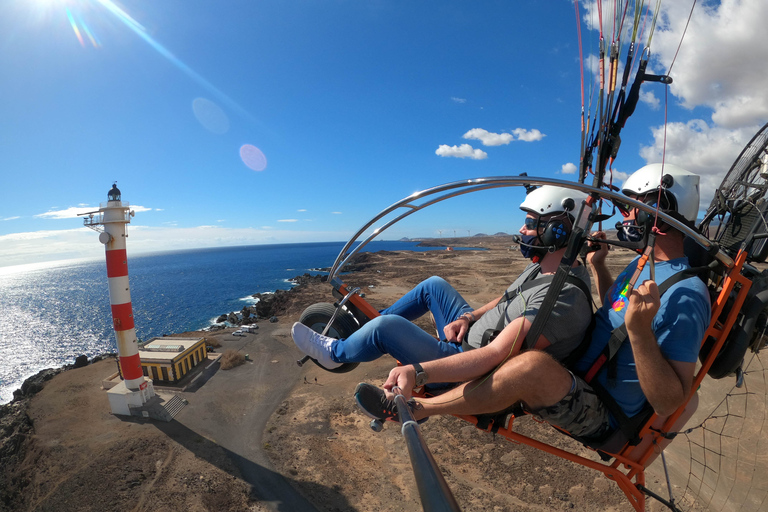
[385,315,548,398]
[626,280,695,416]
[444,294,504,342]
[587,231,614,305]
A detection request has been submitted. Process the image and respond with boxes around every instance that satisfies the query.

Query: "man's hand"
[383,365,417,399]
[625,279,660,337]
[586,230,610,266]
[444,318,469,343]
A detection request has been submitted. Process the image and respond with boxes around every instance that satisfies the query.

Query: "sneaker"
[354,382,427,424]
[291,322,342,370]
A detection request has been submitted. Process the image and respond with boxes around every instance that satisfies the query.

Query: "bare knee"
[499,351,572,408]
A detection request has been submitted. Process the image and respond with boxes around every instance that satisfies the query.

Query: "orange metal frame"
[335,250,752,511]
[457,250,750,511]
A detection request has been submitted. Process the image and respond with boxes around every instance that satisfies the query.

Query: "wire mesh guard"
[708,123,768,211]
[647,349,768,511]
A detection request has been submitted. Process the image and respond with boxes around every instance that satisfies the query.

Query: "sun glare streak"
[77,12,100,47]
[65,8,85,47]
[93,0,257,125]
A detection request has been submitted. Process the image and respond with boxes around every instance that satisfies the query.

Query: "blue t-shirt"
[574,255,711,422]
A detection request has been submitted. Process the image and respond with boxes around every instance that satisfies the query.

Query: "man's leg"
[379,276,472,335]
[409,351,573,421]
[331,315,463,364]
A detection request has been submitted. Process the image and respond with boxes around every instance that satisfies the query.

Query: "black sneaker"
[354,383,427,424]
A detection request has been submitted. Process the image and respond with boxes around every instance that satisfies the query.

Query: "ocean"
[0,240,454,404]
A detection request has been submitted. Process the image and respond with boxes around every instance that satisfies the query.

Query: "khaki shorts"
[526,371,611,438]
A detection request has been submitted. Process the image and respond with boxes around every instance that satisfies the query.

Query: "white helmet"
[520,185,588,218]
[622,163,700,222]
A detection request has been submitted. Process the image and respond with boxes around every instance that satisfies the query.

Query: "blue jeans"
[329,276,473,364]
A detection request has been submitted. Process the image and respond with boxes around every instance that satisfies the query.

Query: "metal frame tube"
[394,393,461,512]
[328,176,732,280]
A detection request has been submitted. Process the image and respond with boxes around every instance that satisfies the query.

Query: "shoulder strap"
[465,271,592,351]
[582,266,708,384]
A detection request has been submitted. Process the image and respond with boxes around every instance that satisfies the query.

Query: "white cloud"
[653,0,768,129]
[570,0,768,206]
[435,144,488,160]
[462,128,545,146]
[451,97,466,104]
[639,120,760,207]
[512,128,545,142]
[463,128,514,146]
[561,162,577,175]
[580,0,768,139]
[0,225,350,268]
[611,170,630,183]
[34,206,100,219]
[331,212,342,215]
[640,90,660,110]
[2,216,20,221]
[35,204,153,219]
[297,209,307,212]
[277,219,298,223]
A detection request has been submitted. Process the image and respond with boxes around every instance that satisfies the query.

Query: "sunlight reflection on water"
[0,261,115,403]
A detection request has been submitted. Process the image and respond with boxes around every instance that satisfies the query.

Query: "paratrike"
[294,122,768,512]
[292,2,768,511]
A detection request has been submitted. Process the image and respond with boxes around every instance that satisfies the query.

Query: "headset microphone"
[512,235,546,248]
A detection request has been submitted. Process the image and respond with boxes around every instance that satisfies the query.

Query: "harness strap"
[588,380,655,445]
[464,269,592,351]
[576,265,711,450]
[461,266,540,352]
[583,267,707,384]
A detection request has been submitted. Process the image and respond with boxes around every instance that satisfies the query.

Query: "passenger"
[356,164,711,442]
[291,186,593,382]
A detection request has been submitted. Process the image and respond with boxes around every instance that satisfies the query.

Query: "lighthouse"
[82,184,155,415]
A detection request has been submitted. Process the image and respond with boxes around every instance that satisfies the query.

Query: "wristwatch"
[413,363,429,387]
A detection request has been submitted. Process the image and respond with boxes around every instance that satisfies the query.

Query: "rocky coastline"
[209,273,327,329]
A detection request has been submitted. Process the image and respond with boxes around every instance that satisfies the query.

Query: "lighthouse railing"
[99,200,130,208]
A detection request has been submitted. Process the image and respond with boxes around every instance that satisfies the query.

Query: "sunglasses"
[524,216,539,230]
[523,213,564,230]
[613,195,659,218]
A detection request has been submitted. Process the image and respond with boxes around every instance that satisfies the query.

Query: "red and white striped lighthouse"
[98,184,145,390]
[82,184,149,396]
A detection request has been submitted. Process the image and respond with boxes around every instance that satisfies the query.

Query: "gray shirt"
[466,263,593,361]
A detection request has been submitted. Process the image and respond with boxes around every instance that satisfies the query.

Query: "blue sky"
[2,0,767,267]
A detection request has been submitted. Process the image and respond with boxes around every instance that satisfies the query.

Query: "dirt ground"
[4,236,680,512]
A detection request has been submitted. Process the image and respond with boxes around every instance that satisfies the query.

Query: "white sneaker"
[291,322,342,369]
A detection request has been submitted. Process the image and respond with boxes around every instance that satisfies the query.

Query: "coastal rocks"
[211,273,326,328]
[13,368,64,401]
[288,273,326,286]
[0,399,33,508]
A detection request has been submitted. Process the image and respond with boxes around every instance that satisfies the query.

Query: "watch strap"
[413,362,428,387]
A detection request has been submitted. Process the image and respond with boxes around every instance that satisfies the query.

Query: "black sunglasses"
[524,216,539,230]
[613,195,659,218]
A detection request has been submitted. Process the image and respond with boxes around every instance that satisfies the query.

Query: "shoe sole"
[354,384,398,423]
